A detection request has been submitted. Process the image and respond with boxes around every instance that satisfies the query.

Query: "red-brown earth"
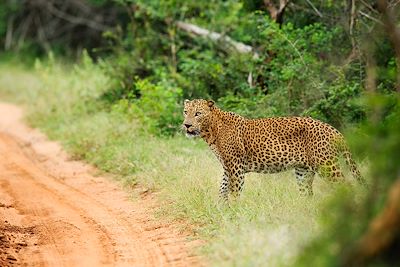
[0,103,200,267]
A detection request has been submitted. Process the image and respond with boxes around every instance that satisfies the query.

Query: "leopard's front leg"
[219,172,229,202]
[219,154,245,202]
[228,171,245,200]
[219,170,245,202]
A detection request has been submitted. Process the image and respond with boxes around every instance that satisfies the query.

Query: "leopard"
[182,99,366,201]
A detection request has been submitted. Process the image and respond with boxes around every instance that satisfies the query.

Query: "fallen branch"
[176,21,259,59]
[358,10,383,25]
[305,0,323,17]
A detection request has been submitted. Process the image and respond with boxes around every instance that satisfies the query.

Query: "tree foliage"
[2,1,398,133]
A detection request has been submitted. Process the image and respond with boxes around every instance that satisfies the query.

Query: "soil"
[0,103,201,267]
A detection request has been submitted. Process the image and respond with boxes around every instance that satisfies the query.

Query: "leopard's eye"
[184,110,187,115]
[195,112,201,116]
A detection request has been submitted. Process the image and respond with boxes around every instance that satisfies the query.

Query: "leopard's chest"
[209,143,224,166]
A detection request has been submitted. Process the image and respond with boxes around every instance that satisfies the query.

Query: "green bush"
[122,78,183,135]
[98,4,365,132]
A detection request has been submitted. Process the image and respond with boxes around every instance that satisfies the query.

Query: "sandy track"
[0,103,200,267]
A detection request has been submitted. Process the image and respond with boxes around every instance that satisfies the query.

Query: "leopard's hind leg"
[295,167,315,196]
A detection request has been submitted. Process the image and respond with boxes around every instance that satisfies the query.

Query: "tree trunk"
[263,0,290,26]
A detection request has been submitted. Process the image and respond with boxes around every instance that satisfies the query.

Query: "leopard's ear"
[207,100,215,108]
[184,99,190,105]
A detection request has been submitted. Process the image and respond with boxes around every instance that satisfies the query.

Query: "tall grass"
[0,57,367,266]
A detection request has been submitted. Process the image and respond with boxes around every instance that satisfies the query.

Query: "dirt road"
[0,103,200,267]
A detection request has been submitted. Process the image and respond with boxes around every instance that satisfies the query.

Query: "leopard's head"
[182,99,215,137]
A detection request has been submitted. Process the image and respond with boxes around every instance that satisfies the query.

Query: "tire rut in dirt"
[0,128,199,267]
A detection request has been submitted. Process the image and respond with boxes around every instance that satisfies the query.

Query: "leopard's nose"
[184,123,192,129]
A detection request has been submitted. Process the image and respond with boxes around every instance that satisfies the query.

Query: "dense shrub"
[98,2,369,133]
[120,78,183,135]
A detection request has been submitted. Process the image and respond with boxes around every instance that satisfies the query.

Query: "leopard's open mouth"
[186,129,200,137]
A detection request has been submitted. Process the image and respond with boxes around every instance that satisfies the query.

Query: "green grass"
[0,58,368,266]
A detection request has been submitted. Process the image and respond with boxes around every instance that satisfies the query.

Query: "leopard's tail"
[340,141,368,187]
